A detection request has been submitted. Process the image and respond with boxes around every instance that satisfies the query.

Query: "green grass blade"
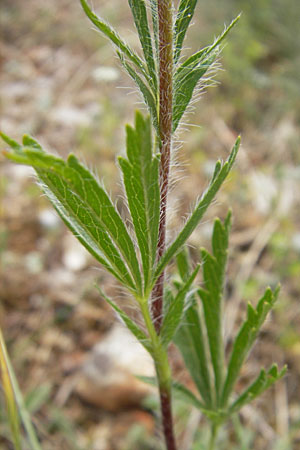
[2,134,141,292]
[229,364,287,414]
[221,286,280,407]
[117,52,159,134]
[198,212,232,405]
[0,328,42,450]
[96,287,153,355]
[0,330,22,450]
[79,0,150,84]
[154,137,240,281]
[174,0,198,64]
[160,265,200,346]
[119,112,160,293]
[128,0,157,91]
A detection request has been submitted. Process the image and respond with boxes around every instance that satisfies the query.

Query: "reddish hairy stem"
[151,0,173,334]
[159,386,177,450]
[151,2,177,450]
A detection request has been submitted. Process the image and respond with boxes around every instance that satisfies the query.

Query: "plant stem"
[149,2,176,448]
[139,298,177,450]
[151,0,173,334]
[209,423,219,450]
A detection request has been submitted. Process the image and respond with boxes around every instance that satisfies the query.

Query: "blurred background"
[0,0,300,448]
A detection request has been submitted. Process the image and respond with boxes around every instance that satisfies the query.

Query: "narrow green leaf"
[173,53,217,132]
[149,0,159,60]
[229,364,287,414]
[173,15,240,132]
[174,0,198,64]
[119,112,160,293]
[97,287,153,355]
[174,300,213,407]
[79,0,151,85]
[128,0,157,91]
[154,137,240,281]
[2,136,142,292]
[160,265,200,346]
[176,247,191,282]
[117,52,159,134]
[198,212,232,405]
[22,134,43,151]
[0,131,22,151]
[221,286,280,407]
[176,15,240,75]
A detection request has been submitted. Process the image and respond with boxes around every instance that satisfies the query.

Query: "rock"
[76,323,155,412]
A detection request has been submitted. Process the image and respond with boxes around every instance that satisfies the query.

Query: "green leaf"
[176,15,240,76]
[128,0,157,91]
[79,0,151,86]
[198,212,232,405]
[173,15,240,132]
[229,364,287,414]
[117,52,159,134]
[174,0,198,64]
[160,265,200,346]
[97,286,153,355]
[149,0,159,61]
[221,286,280,407]
[174,300,213,407]
[2,135,142,292]
[154,137,240,281]
[119,112,160,293]
[173,53,216,132]
[176,247,191,282]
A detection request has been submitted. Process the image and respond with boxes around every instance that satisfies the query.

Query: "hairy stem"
[151,0,173,333]
[159,385,177,450]
[139,298,177,450]
[150,2,176,450]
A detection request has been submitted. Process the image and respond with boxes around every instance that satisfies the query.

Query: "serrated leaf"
[2,135,142,292]
[174,0,198,64]
[229,364,287,414]
[154,137,240,281]
[80,0,151,86]
[97,287,153,355]
[160,265,200,346]
[119,112,160,293]
[221,286,280,407]
[198,212,232,405]
[128,0,157,91]
[117,52,159,134]
[174,300,213,407]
